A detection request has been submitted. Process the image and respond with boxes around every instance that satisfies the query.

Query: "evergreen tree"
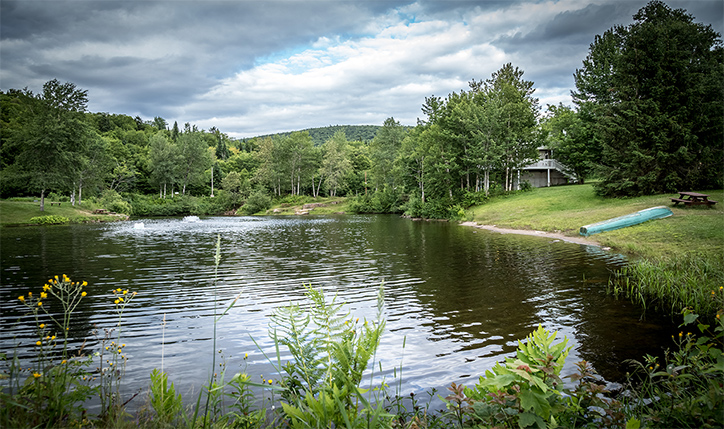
[574,0,723,196]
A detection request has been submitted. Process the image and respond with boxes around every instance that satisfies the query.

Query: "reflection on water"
[1,215,677,406]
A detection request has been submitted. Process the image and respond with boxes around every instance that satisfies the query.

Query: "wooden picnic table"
[92,209,110,214]
[49,202,61,206]
[670,191,717,207]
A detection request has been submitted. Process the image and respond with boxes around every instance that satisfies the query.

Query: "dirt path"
[459,221,601,246]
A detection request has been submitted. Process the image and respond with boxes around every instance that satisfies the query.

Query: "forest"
[1,1,722,219]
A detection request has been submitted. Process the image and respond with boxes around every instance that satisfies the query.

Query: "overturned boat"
[579,206,673,237]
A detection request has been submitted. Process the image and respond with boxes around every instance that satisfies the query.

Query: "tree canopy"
[574,0,723,196]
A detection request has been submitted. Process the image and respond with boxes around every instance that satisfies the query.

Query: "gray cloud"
[2,0,721,137]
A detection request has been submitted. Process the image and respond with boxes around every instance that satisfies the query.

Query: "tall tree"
[176,130,213,195]
[9,80,92,210]
[149,132,180,198]
[574,0,723,196]
[369,117,406,190]
[319,131,352,197]
[484,64,539,191]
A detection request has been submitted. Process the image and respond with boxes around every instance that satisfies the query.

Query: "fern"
[270,285,390,428]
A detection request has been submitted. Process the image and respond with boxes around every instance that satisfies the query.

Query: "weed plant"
[1,275,96,427]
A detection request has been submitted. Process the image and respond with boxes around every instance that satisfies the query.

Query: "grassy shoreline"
[0,198,126,226]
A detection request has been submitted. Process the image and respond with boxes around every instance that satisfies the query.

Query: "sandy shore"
[459,221,601,246]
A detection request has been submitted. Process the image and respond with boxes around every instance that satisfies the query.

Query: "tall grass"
[609,253,724,318]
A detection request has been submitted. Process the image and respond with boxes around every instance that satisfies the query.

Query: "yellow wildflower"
[36,341,41,346]
[82,281,88,286]
[33,372,41,378]
[268,379,273,385]
[114,299,120,304]
[62,360,67,364]
[40,292,47,299]
[123,290,128,295]
[28,292,32,297]
[43,284,50,291]
[18,295,25,302]
[81,291,87,297]
[51,336,56,340]
[39,323,45,329]
[37,301,42,306]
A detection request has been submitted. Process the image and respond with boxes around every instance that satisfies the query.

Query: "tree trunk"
[40,189,45,211]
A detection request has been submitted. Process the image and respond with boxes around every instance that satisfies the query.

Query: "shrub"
[242,190,272,214]
[29,215,70,225]
[99,190,132,215]
[622,308,724,428]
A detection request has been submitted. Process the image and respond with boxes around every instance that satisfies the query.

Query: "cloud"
[2,0,721,138]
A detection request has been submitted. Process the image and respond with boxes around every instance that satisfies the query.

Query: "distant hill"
[243,125,383,146]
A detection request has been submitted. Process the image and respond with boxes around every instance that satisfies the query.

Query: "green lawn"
[469,184,724,261]
[0,199,121,226]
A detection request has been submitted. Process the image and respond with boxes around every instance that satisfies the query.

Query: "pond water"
[1,215,677,408]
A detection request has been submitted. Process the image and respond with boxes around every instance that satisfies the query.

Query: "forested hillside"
[247,125,385,146]
[1,2,721,218]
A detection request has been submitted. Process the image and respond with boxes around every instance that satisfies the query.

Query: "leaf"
[683,312,698,326]
[626,418,641,429]
[519,388,551,419]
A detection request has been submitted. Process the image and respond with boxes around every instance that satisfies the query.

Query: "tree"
[369,117,406,190]
[574,0,723,196]
[319,131,352,197]
[148,132,180,198]
[176,130,213,195]
[541,103,599,184]
[8,80,92,210]
[484,64,539,191]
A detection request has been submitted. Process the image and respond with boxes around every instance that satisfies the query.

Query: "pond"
[1,215,677,408]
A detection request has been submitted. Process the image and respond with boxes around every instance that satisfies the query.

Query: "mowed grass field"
[469,184,724,261]
[0,199,119,225]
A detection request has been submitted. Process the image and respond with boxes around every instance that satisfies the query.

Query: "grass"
[0,199,124,226]
[468,184,724,318]
[265,195,351,215]
[468,184,724,261]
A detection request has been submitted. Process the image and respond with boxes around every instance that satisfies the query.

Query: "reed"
[609,253,724,318]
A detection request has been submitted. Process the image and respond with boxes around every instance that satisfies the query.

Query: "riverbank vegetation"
[2,269,722,428]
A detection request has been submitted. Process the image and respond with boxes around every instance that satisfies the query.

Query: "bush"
[348,187,404,214]
[242,190,272,214]
[99,190,132,215]
[29,215,70,225]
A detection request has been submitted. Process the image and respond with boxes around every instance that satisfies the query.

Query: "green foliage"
[242,189,272,214]
[99,189,132,214]
[574,1,724,196]
[29,214,70,225]
[348,187,404,214]
[253,125,383,146]
[622,308,724,428]
[466,325,571,427]
[1,275,96,428]
[609,254,724,318]
[148,369,184,427]
[270,285,391,428]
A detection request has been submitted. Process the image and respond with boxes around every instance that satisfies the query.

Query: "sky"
[1,1,722,139]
